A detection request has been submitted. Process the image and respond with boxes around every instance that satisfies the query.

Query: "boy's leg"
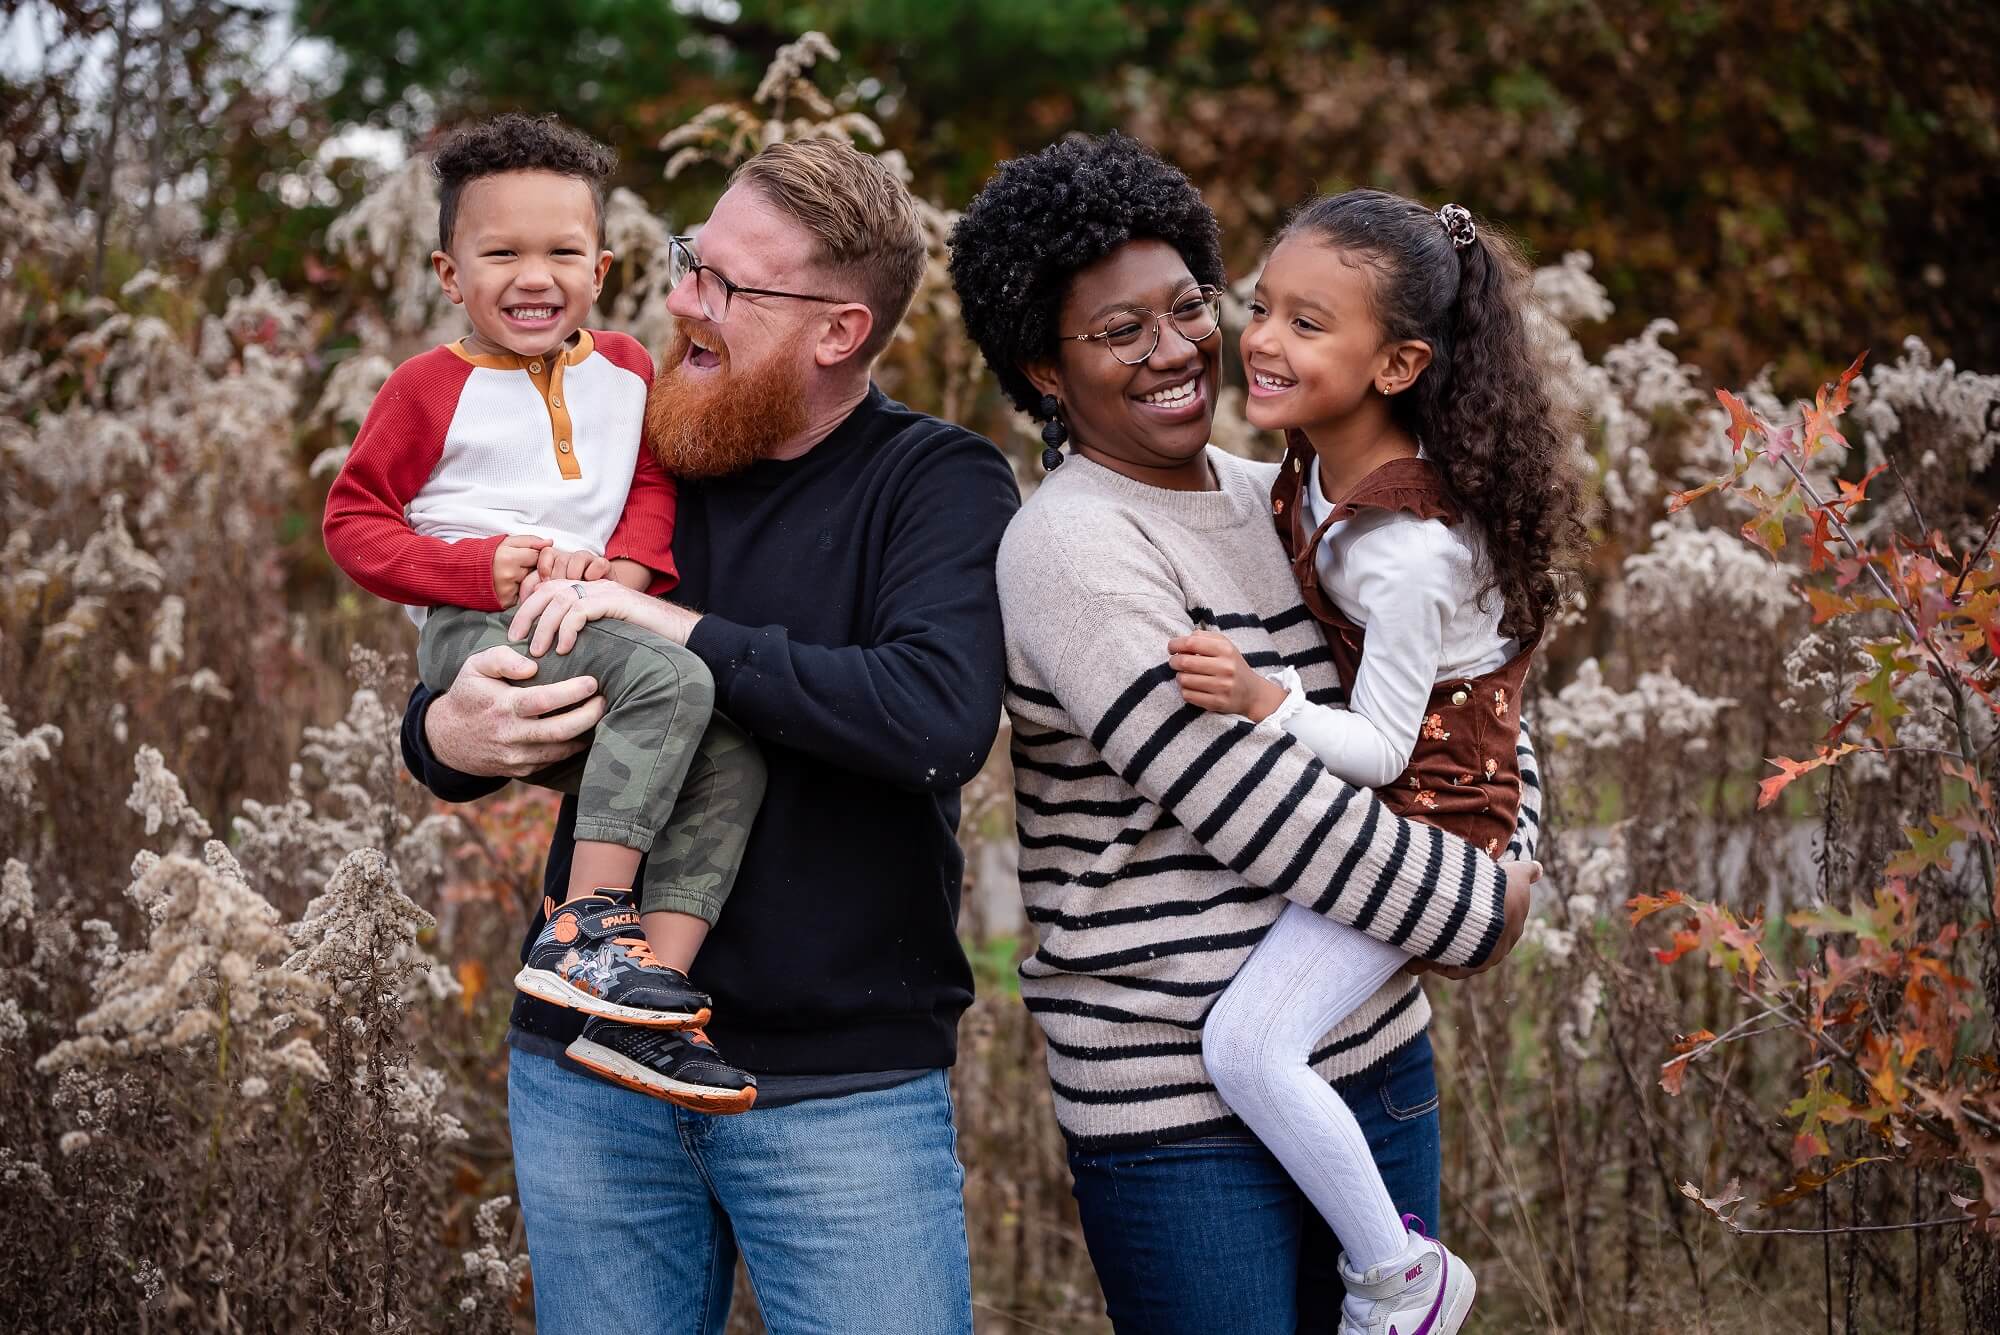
[638,712,768,951]
[432,607,723,1025]
[562,716,768,1111]
[418,606,717,861]
[1201,902,1412,1271]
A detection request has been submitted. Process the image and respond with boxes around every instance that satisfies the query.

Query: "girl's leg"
[1202,902,1413,1272]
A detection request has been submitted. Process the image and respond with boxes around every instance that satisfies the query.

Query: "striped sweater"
[996,446,1541,1150]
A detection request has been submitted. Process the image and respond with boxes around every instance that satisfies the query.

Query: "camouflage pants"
[418,606,766,925]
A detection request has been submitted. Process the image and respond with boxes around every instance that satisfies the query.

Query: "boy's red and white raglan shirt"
[324,329,675,625]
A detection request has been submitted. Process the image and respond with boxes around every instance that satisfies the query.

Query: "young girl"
[1168,190,1588,1335]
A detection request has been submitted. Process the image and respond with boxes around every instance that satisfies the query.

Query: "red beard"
[645,319,812,480]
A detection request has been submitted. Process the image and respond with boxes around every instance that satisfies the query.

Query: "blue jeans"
[1067,1032,1443,1335]
[508,1052,973,1334]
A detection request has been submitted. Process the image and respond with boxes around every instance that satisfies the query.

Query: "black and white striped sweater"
[996,447,1541,1150]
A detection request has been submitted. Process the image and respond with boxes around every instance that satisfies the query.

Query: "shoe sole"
[1435,1262,1476,1335]
[566,1036,758,1115]
[513,967,711,1029]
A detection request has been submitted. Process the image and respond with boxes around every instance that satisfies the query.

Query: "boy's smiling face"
[431,169,613,359]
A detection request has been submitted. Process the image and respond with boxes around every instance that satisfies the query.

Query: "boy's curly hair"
[432,113,617,252]
[947,132,1224,422]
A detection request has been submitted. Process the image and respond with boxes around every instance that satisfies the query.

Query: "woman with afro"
[949,133,1543,1333]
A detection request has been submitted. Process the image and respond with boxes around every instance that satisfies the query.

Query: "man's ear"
[431,250,465,306]
[592,249,615,297]
[1376,338,1433,397]
[814,302,876,367]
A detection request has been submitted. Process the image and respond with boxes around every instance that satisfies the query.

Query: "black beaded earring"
[1039,394,1068,471]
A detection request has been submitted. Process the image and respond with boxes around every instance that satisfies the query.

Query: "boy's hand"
[605,557,654,592]
[492,534,552,607]
[520,546,611,601]
[1168,631,1289,722]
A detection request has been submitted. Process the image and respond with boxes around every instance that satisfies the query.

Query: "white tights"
[1201,901,1417,1272]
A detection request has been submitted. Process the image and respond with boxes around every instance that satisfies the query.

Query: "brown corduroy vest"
[1270,434,1537,859]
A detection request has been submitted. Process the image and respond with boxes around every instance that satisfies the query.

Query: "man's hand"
[493,534,552,607]
[423,644,606,778]
[1407,859,1540,980]
[519,546,612,602]
[1168,631,1289,722]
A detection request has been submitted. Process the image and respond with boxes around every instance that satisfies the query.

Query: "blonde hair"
[730,138,926,364]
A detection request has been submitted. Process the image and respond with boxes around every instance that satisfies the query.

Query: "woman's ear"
[1021,357,1063,404]
[1375,339,1434,397]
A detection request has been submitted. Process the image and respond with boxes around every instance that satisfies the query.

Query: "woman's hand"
[1167,631,1289,722]
[507,578,647,657]
[1407,859,1541,979]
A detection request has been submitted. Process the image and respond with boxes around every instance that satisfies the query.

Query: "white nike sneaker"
[1336,1215,1476,1335]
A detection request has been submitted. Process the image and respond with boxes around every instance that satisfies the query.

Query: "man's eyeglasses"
[1060,286,1223,365]
[667,235,845,325]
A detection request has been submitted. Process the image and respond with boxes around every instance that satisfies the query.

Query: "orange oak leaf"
[1757,745,1858,809]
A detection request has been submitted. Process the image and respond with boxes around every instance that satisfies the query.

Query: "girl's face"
[1026,239,1222,486]
[1239,236,1429,434]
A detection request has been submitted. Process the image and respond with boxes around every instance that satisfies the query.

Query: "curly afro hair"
[432,113,617,253]
[947,132,1224,421]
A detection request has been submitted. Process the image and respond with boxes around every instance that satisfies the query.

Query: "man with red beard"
[398,138,1019,1334]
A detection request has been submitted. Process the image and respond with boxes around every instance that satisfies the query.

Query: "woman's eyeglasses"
[1060,286,1222,365]
[667,235,845,325]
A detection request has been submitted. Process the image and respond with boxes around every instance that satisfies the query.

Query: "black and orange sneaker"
[566,1018,759,1114]
[513,891,712,1028]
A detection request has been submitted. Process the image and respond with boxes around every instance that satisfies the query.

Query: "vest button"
[1450,688,1469,706]
[552,396,562,407]
[557,440,571,454]
[528,361,542,373]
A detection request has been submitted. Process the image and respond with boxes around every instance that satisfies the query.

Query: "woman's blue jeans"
[1066,1032,1444,1335]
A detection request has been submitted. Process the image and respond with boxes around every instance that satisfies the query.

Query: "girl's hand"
[507,579,644,657]
[1167,631,1289,722]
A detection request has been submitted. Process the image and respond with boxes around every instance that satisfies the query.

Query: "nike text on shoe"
[1336,1214,1476,1335]
[514,891,713,1027]
[566,1018,758,1114]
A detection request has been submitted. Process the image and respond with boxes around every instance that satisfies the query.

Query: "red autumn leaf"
[1830,462,1888,518]
[1757,745,1858,809]
[1661,1028,1717,1096]
[1761,1156,1891,1209]
[1799,353,1866,461]
[1717,388,1762,454]
[1803,508,1838,572]
[1627,890,1688,924]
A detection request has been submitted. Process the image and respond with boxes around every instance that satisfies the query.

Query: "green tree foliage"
[297,0,2000,383]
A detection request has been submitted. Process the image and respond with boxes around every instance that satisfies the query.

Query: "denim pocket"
[1377,1055,1441,1123]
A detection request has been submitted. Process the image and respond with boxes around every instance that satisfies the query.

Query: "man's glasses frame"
[668,235,845,325]
[1059,285,1224,365]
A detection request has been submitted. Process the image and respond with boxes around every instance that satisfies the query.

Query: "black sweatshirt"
[401,386,1021,1081]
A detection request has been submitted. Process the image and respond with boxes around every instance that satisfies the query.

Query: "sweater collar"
[1045,446,1263,531]
[448,329,596,371]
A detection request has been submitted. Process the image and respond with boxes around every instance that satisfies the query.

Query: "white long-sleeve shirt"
[1264,455,1517,786]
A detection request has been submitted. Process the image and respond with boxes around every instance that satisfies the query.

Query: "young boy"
[324,114,763,1113]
